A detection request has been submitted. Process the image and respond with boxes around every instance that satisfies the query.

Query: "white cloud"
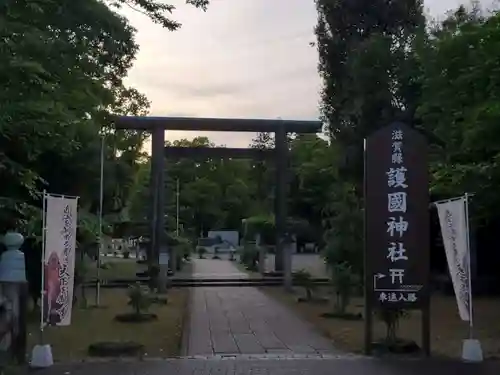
[120,0,493,150]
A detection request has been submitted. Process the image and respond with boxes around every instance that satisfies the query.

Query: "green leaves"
[314,2,500,276]
[315,0,425,182]
[0,0,150,233]
[108,0,209,30]
[127,283,152,314]
[418,8,500,224]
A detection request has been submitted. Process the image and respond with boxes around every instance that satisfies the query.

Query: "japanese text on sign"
[378,129,416,303]
[366,122,429,311]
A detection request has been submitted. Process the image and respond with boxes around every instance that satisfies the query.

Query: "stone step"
[84,277,330,288]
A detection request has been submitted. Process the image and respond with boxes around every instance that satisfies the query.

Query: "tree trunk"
[80,283,87,308]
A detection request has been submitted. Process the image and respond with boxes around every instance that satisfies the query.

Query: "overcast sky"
[119,0,493,149]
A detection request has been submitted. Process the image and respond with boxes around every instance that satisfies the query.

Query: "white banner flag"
[435,197,471,321]
[43,195,78,326]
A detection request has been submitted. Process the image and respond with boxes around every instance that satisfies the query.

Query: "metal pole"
[40,191,47,344]
[431,193,475,207]
[96,135,104,306]
[464,193,474,339]
[176,179,180,236]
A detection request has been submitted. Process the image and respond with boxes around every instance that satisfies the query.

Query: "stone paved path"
[183,259,335,356]
[266,253,329,278]
[188,258,249,279]
[31,357,497,375]
[185,287,336,356]
[27,258,500,375]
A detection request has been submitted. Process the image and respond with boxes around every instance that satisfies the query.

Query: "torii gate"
[114,116,322,275]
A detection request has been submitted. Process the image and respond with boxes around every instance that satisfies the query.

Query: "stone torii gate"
[114,116,322,275]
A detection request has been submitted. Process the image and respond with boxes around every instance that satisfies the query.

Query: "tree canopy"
[0,0,208,241]
[314,0,500,276]
[3,0,500,281]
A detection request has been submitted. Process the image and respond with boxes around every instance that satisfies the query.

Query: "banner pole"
[96,135,104,306]
[40,191,47,344]
[464,193,474,339]
[431,193,476,208]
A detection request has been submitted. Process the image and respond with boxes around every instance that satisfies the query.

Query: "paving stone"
[308,338,337,351]
[183,260,338,356]
[34,358,498,375]
[233,334,266,354]
[229,320,252,334]
[212,333,239,354]
[265,348,294,354]
[189,259,250,281]
[254,333,287,349]
[248,322,272,334]
[210,322,231,333]
[188,339,213,356]
[285,345,317,353]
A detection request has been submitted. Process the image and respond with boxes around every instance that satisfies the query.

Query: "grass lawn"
[27,287,189,362]
[263,286,500,360]
[89,258,143,280]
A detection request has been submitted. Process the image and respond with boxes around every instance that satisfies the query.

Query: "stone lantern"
[0,232,27,365]
[0,232,27,283]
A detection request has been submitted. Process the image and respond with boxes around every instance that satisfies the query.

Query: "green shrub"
[99,262,111,270]
[330,262,360,314]
[240,244,259,271]
[375,308,409,344]
[293,269,315,301]
[127,283,152,315]
[197,247,207,259]
[212,247,221,259]
[175,249,183,270]
[147,265,160,291]
[174,236,192,260]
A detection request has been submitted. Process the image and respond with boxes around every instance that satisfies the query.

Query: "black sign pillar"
[364,122,430,356]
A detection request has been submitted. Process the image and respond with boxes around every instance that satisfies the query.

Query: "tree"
[322,182,363,275]
[289,134,336,229]
[1,0,211,305]
[249,133,274,211]
[416,6,500,277]
[314,0,425,188]
[1,0,209,233]
[418,6,500,223]
[109,0,209,30]
[0,0,148,232]
[313,1,500,290]
[313,0,426,285]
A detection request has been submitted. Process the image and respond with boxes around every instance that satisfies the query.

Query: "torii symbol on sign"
[373,273,386,290]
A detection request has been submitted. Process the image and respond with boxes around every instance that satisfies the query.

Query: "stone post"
[169,246,177,274]
[255,234,266,274]
[158,242,169,294]
[258,247,266,275]
[282,234,293,292]
[0,232,28,365]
